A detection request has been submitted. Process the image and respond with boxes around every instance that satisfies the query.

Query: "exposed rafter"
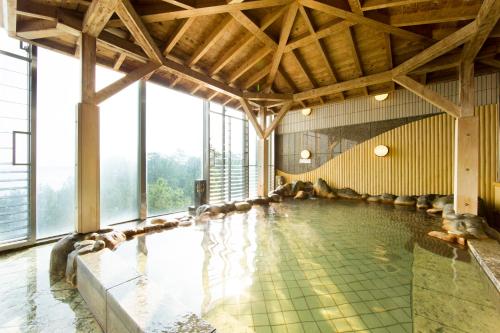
[82,0,119,37]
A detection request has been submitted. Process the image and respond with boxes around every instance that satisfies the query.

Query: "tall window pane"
[98,67,139,225]
[36,48,78,238]
[146,82,202,216]
[248,123,258,197]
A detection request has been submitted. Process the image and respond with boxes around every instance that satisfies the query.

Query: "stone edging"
[468,239,500,294]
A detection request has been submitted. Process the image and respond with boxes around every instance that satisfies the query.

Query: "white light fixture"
[301,108,312,116]
[300,149,311,159]
[374,145,389,157]
[374,93,389,101]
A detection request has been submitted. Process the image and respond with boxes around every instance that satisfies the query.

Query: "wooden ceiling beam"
[362,0,431,11]
[240,98,264,139]
[115,0,164,63]
[300,0,432,44]
[161,0,195,10]
[187,15,232,67]
[3,0,17,35]
[390,4,480,27]
[346,0,369,95]
[108,0,291,26]
[479,57,500,69]
[230,10,277,50]
[16,19,62,39]
[95,62,161,104]
[266,3,298,88]
[243,65,271,90]
[163,17,195,55]
[170,76,181,88]
[393,75,460,118]
[82,0,119,37]
[209,33,253,76]
[228,47,272,83]
[243,92,293,101]
[393,21,477,76]
[285,19,354,52]
[263,101,293,139]
[299,5,343,99]
[462,0,500,63]
[113,53,127,71]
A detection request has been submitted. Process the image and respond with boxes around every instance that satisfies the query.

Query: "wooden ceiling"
[3,0,500,111]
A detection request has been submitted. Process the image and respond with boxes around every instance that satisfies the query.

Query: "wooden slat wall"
[278,104,498,210]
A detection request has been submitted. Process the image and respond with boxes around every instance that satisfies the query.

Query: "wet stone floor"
[0,243,102,333]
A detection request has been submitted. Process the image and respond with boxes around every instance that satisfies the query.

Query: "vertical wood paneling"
[278,105,498,209]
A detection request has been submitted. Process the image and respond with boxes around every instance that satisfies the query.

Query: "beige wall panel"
[278,104,498,210]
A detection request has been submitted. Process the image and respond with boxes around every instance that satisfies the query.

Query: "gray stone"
[294,190,309,200]
[380,193,396,204]
[361,193,369,200]
[416,195,432,209]
[273,183,293,197]
[275,175,286,186]
[441,204,489,239]
[313,178,336,199]
[337,188,361,200]
[291,180,306,195]
[394,195,416,206]
[252,197,270,205]
[195,204,211,216]
[50,233,88,282]
[269,193,282,202]
[90,230,127,250]
[366,195,381,203]
[235,201,252,211]
[432,195,453,209]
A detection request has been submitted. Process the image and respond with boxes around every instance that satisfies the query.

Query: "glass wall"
[0,30,32,243]
[36,48,78,238]
[248,123,258,198]
[208,103,249,203]
[97,67,140,225]
[146,82,203,216]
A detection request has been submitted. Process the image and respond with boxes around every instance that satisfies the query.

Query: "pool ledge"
[468,238,500,294]
[76,249,216,333]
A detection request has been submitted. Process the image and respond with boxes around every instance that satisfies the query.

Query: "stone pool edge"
[468,238,500,294]
[76,249,216,333]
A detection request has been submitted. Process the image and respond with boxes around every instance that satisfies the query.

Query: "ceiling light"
[374,93,389,101]
[300,150,311,159]
[374,145,389,157]
[301,108,312,116]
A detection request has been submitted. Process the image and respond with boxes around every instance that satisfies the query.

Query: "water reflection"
[114,199,499,333]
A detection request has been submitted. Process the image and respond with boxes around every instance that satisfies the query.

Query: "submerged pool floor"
[115,199,499,333]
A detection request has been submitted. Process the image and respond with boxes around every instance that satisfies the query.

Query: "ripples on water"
[115,199,499,333]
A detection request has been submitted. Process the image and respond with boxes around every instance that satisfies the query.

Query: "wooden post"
[76,33,100,233]
[454,61,478,214]
[257,106,269,197]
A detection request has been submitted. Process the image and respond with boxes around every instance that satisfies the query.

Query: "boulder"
[65,240,105,286]
[294,190,309,200]
[361,193,369,200]
[90,230,126,250]
[394,195,416,206]
[50,233,88,282]
[337,188,361,200]
[196,204,211,216]
[223,202,236,212]
[269,193,282,202]
[426,208,443,216]
[273,183,293,197]
[313,178,337,199]
[441,204,488,239]
[416,195,432,209]
[252,197,270,205]
[380,193,396,204]
[291,181,306,195]
[432,195,453,210]
[151,218,166,225]
[235,201,252,211]
[275,175,286,186]
[428,231,458,243]
[366,195,381,203]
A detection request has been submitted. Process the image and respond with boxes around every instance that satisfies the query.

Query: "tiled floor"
[0,243,102,333]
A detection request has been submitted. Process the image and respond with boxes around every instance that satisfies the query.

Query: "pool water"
[115,199,499,333]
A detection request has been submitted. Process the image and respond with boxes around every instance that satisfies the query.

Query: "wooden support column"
[76,33,100,233]
[454,61,478,214]
[257,107,269,197]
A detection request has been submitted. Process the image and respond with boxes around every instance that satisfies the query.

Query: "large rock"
[416,195,432,209]
[235,201,251,211]
[275,175,286,186]
[50,233,88,282]
[65,240,105,285]
[273,183,293,197]
[269,193,282,202]
[294,190,309,200]
[251,197,270,205]
[394,195,416,206]
[366,195,381,203]
[336,188,361,200]
[432,195,454,210]
[291,181,306,195]
[380,193,396,204]
[313,178,337,199]
[90,230,127,249]
[196,204,211,216]
[441,204,488,239]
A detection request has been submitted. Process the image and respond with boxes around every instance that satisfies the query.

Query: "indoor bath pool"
[114,200,499,333]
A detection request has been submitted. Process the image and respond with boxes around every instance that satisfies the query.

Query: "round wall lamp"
[300,149,311,159]
[374,93,389,101]
[374,145,389,157]
[301,108,312,116]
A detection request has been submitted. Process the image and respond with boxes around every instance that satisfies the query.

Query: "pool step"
[76,249,216,333]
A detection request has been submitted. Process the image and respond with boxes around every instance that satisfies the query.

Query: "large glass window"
[208,103,249,203]
[146,82,203,216]
[0,30,31,243]
[36,48,78,238]
[97,67,140,225]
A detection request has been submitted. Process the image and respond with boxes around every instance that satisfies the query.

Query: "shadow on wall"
[277,104,498,215]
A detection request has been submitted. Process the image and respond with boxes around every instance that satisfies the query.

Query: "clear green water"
[115,199,499,333]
